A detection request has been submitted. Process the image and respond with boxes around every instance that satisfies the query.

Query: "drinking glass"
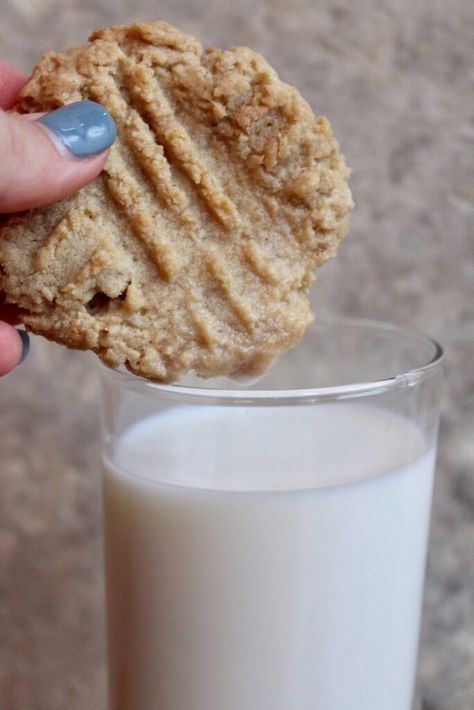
[98,317,443,710]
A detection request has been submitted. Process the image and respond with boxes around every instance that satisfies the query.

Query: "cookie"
[0,21,353,382]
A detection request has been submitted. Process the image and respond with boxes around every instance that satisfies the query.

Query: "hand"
[0,60,116,376]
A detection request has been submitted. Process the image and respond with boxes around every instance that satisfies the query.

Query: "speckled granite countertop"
[0,1,472,708]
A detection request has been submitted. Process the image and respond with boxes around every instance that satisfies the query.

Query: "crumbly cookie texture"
[0,21,353,382]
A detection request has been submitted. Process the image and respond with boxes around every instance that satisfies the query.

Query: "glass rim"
[97,316,444,405]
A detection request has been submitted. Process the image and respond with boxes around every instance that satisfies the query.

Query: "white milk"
[103,403,436,710]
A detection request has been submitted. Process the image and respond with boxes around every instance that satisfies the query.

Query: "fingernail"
[38,100,116,158]
[17,328,30,364]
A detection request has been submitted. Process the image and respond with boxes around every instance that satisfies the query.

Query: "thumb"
[0,322,29,376]
[0,100,116,213]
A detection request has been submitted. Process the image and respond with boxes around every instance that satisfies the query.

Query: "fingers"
[0,322,29,376]
[0,61,28,109]
[0,63,31,376]
[0,101,116,213]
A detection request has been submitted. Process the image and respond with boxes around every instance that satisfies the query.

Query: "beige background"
[0,1,473,708]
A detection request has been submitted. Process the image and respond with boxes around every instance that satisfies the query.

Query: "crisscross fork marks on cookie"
[119,57,240,231]
[202,247,257,333]
[103,148,185,281]
[32,199,104,287]
[82,66,193,220]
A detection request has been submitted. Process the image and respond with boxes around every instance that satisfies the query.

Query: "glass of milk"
[98,317,443,710]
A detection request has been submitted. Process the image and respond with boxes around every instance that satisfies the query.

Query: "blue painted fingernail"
[17,328,30,364]
[38,100,116,157]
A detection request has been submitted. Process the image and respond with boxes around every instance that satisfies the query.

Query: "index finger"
[0,60,28,109]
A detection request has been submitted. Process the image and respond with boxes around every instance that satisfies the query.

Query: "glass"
[98,317,443,710]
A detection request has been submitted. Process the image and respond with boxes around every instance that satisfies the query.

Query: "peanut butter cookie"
[0,21,353,382]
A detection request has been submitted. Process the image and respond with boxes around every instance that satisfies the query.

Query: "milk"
[103,402,436,710]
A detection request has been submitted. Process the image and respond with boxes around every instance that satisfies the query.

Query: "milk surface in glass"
[103,401,435,710]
